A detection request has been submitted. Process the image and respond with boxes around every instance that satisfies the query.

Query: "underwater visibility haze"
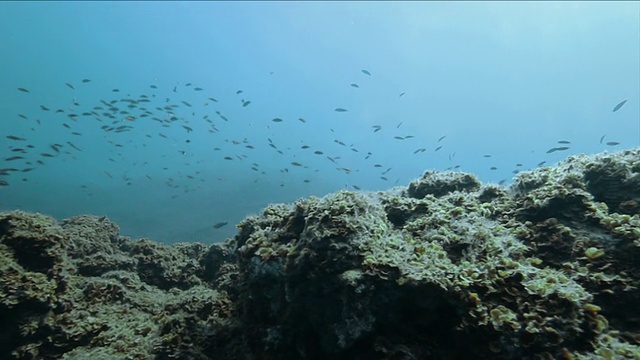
[0,2,638,243]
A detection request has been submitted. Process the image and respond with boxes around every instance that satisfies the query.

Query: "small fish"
[194,87,203,91]
[612,99,627,112]
[298,118,306,123]
[0,180,8,186]
[350,83,359,88]
[314,151,323,155]
[599,135,606,144]
[4,156,24,161]
[352,185,361,190]
[301,145,310,149]
[18,114,27,119]
[335,108,348,112]
[65,83,75,90]
[272,118,283,122]
[546,146,570,154]
[483,154,491,158]
[361,69,371,76]
[224,156,233,160]
[435,146,442,152]
[399,92,405,97]
[537,161,546,167]
[81,79,91,83]
[438,136,447,142]
[182,125,193,132]
[17,87,29,93]
[242,100,251,107]
[71,132,82,136]
[291,162,303,167]
[112,88,120,92]
[413,148,426,154]
[40,105,49,111]
[606,141,620,146]
[6,135,26,141]
[393,136,404,140]
[40,153,55,157]
[236,90,243,94]
[372,125,382,133]
[150,85,158,89]
[490,167,497,170]
[213,221,228,229]
[557,140,571,144]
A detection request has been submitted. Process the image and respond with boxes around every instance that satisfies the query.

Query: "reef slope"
[1,148,639,359]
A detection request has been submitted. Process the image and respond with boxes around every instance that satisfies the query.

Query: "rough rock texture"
[1,148,639,359]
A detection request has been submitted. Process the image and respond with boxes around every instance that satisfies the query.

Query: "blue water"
[1,2,638,243]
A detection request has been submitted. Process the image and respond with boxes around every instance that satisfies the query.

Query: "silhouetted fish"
[361,69,371,76]
[612,100,627,112]
[335,108,348,112]
[213,222,228,229]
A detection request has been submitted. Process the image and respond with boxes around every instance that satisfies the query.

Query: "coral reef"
[0,148,639,359]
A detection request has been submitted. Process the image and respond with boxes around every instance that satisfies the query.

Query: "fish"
[413,148,426,154]
[435,146,443,152]
[537,161,546,167]
[6,135,26,141]
[298,118,306,123]
[40,153,55,157]
[557,140,571,144]
[194,87,203,91]
[112,89,120,92]
[224,156,233,160]
[17,87,29,93]
[372,125,381,133]
[490,167,498,170]
[599,135,606,144]
[213,222,228,229]
[399,92,405,97]
[242,100,251,107]
[4,156,24,161]
[612,99,627,112]
[606,141,620,146]
[272,118,283,122]
[65,83,75,90]
[438,136,447,142]
[0,180,8,186]
[18,114,27,119]
[314,151,323,155]
[483,154,491,158]
[182,125,193,132]
[71,132,82,136]
[291,162,303,167]
[350,83,359,88]
[150,85,158,89]
[236,90,243,94]
[301,145,310,149]
[335,108,348,112]
[82,79,91,83]
[393,136,404,140]
[546,147,570,153]
[361,69,371,76]
[40,105,49,111]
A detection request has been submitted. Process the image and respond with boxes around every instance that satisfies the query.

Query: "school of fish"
[1,72,629,225]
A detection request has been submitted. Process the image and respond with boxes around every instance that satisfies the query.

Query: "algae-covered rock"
[0,148,639,359]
